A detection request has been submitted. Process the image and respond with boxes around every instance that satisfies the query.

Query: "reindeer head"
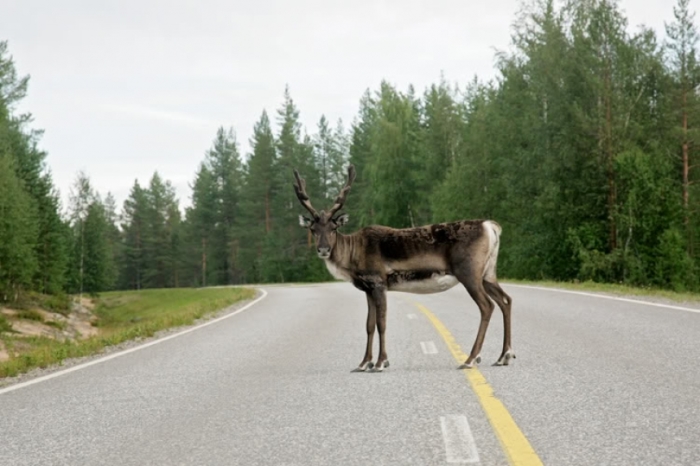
[293,165,356,259]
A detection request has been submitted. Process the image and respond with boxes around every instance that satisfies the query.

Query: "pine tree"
[143,172,171,288]
[272,86,322,281]
[314,116,350,205]
[81,199,113,294]
[1,40,68,296]
[165,196,182,287]
[0,41,29,111]
[347,90,378,228]
[238,111,277,283]
[665,0,700,251]
[185,164,217,286]
[249,111,277,233]
[365,81,424,228]
[203,127,244,285]
[102,193,122,291]
[67,171,95,299]
[329,118,351,197]
[0,153,38,302]
[33,177,69,295]
[421,77,463,193]
[314,115,333,202]
[121,180,150,290]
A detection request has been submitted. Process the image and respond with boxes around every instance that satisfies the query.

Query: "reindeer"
[293,165,514,372]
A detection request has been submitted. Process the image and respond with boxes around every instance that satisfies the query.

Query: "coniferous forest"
[3,0,700,302]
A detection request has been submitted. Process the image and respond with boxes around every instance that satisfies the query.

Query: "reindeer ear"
[334,213,350,227]
[299,215,313,228]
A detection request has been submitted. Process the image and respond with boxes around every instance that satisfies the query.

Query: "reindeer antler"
[328,164,356,217]
[293,169,320,219]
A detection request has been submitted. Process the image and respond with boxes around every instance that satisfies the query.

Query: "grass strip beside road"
[503,278,700,305]
[0,287,255,379]
[415,302,543,466]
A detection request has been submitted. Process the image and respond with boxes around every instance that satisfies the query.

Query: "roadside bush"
[0,315,13,333]
[654,227,696,292]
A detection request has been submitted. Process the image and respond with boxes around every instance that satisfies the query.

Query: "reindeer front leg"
[371,287,390,372]
[352,292,377,372]
[351,275,389,373]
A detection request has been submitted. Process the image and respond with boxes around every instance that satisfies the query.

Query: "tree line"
[2,0,700,302]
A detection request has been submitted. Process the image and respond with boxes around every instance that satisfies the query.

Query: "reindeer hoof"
[494,350,516,367]
[458,355,481,370]
[372,360,389,372]
[352,361,374,372]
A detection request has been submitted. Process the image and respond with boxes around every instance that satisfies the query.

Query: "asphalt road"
[1,282,699,466]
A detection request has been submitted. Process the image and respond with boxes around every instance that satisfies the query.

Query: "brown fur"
[333,220,487,276]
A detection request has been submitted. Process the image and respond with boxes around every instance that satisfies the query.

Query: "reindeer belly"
[387,270,459,294]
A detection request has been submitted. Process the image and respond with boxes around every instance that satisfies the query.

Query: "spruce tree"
[0,153,38,301]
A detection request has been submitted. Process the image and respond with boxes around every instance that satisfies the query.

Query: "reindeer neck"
[330,232,355,269]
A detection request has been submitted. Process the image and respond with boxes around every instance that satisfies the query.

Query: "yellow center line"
[414,302,543,466]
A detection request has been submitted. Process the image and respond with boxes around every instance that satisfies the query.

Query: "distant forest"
[2,0,700,302]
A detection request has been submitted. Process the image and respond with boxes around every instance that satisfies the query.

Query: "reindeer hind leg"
[371,288,390,372]
[454,265,495,369]
[483,280,516,366]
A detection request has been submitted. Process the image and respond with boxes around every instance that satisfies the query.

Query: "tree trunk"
[79,219,85,301]
[135,226,141,290]
[265,192,271,234]
[605,61,617,251]
[201,237,207,287]
[682,89,692,253]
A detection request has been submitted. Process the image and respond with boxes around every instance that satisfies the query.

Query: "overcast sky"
[1,0,681,213]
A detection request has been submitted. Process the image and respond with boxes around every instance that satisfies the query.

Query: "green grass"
[503,278,700,304]
[0,287,256,379]
[0,315,12,333]
[16,309,44,322]
[42,293,72,316]
[12,292,71,316]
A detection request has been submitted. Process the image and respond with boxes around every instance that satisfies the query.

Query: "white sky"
[1,0,681,212]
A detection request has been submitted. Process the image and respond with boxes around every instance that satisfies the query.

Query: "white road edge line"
[0,289,269,396]
[407,313,418,320]
[440,415,480,464]
[505,283,700,315]
[420,341,438,354]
